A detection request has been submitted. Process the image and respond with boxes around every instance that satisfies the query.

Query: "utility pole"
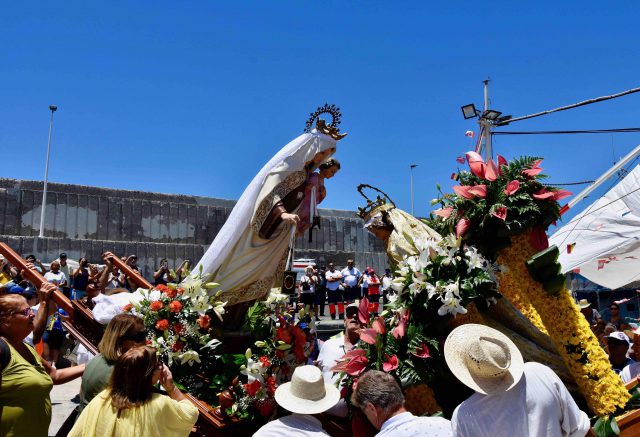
[39,105,57,238]
[410,164,418,215]
[481,79,492,160]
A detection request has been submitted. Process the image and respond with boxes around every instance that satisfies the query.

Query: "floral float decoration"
[431,152,630,416]
[332,234,499,416]
[124,274,232,404]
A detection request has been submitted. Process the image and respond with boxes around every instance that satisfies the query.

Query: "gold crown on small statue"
[304,103,348,141]
[357,184,396,221]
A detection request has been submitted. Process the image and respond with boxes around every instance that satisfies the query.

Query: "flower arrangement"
[431,152,571,259]
[124,274,231,403]
[431,151,630,415]
[228,293,318,420]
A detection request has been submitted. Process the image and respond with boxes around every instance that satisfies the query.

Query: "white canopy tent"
[549,163,640,289]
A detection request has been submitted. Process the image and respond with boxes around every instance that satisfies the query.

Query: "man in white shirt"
[446,324,590,437]
[352,370,452,437]
[340,259,361,306]
[253,365,339,437]
[325,262,343,320]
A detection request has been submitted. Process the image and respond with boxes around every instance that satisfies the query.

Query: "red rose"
[244,380,262,397]
[122,304,133,312]
[164,287,178,299]
[169,300,183,313]
[265,376,277,397]
[197,315,211,329]
[256,398,276,418]
[172,340,184,352]
[155,284,170,294]
[149,301,163,311]
[176,287,185,295]
[155,319,169,331]
[173,323,185,335]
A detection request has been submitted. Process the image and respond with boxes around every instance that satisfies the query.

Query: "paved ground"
[49,378,81,436]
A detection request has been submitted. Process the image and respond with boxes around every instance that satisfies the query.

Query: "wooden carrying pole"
[0,242,73,315]
[107,255,153,290]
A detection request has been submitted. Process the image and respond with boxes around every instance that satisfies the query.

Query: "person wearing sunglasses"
[70,346,197,437]
[0,289,85,437]
[77,313,147,419]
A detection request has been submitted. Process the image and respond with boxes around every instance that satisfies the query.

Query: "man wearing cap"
[578,298,602,327]
[446,324,590,437]
[316,303,363,417]
[353,370,452,436]
[605,331,635,374]
[253,365,339,436]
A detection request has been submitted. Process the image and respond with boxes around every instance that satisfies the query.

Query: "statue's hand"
[281,213,300,225]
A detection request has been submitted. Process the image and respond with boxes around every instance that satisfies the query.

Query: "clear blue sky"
[3,2,640,226]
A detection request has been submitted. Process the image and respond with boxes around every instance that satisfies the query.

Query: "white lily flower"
[438,290,468,316]
[425,282,438,299]
[192,295,212,315]
[181,278,205,298]
[177,350,201,366]
[444,282,460,297]
[266,289,289,304]
[212,301,227,321]
[240,358,267,383]
[465,246,485,273]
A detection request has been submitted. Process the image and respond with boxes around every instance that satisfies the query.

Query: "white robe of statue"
[195,130,337,305]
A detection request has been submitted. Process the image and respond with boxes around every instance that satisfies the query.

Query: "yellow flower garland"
[496,237,548,334]
[496,231,629,415]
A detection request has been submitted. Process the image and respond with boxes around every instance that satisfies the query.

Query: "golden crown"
[357,184,396,220]
[304,103,347,141]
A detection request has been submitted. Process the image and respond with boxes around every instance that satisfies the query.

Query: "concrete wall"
[0,179,388,278]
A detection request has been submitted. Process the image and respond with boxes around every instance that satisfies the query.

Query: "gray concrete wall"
[0,179,388,278]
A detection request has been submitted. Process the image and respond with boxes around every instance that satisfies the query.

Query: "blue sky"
[3,2,640,226]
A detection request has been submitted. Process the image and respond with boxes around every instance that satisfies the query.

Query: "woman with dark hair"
[77,313,147,416]
[607,303,631,331]
[72,257,90,300]
[0,290,85,437]
[70,345,197,437]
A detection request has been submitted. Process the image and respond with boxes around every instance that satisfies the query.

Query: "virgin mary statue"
[195,109,345,313]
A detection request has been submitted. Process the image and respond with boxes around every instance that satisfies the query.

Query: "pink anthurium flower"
[433,207,454,218]
[552,189,572,201]
[468,185,487,198]
[456,156,466,164]
[412,343,431,358]
[358,297,370,325]
[382,354,399,372]
[372,316,386,335]
[453,185,475,199]
[497,154,508,169]
[332,355,369,376]
[456,218,472,238]
[392,309,410,340]
[491,207,507,221]
[522,159,543,178]
[504,180,520,196]
[465,130,475,138]
[530,225,549,251]
[533,187,571,201]
[359,328,379,345]
[341,349,366,360]
[484,159,499,181]
[465,151,486,178]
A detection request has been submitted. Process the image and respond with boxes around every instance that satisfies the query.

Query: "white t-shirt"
[341,267,361,287]
[378,412,452,437]
[381,275,392,292]
[317,332,353,418]
[621,361,640,384]
[451,362,590,437]
[44,271,67,287]
[325,270,342,291]
[253,413,329,436]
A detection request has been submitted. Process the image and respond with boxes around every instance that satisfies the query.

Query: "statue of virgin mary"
[195,108,346,312]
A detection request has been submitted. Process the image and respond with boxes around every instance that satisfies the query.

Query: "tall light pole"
[38,105,57,238]
[410,164,418,215]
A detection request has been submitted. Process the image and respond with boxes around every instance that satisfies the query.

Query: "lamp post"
[410,164,418,215]
[38,105,57,238]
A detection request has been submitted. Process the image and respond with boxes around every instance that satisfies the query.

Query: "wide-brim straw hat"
[275,365,340,414]
[577,299,592,309]
[445,324,524,395]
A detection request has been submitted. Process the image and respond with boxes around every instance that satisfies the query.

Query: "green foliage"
[593,416,620,437]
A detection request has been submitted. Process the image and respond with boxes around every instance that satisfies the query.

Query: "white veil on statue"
[195,129,337,306]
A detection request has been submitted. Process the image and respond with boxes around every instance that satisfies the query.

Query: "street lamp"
[461,103,478,120]
[38,105,57,238]
[410,164,418,215]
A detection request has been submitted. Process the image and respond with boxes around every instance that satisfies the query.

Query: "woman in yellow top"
[70,345,198,437]
[0,288,86,437]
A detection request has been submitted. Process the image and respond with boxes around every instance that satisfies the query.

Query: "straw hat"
[274,365,340,414]
[445,324,524,395]
[577,299,592,309]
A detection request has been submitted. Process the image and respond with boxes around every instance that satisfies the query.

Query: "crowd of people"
[298,260,394,321]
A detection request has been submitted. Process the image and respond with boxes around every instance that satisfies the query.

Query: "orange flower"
[122,304,133,312]
[164,287,178,299]
[197,315,211,329]
[155,319,169,331]
[173,323,185,335]
[176,287,185,295]
[169,300,183,313]
[149,301,163,311]
[155,284,170,294]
